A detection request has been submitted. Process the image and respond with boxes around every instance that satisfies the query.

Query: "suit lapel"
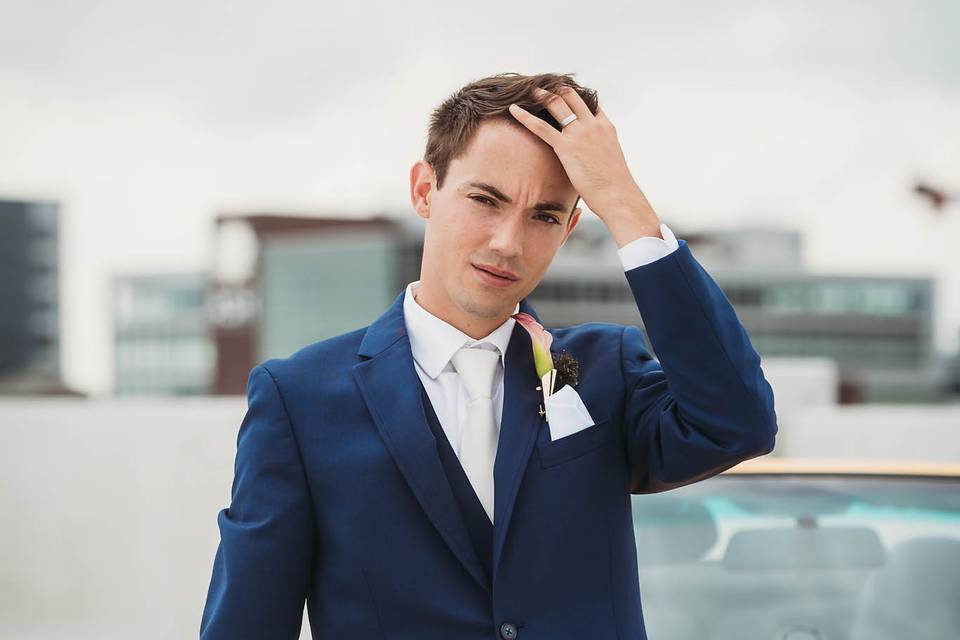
[352,288,545,592]
[491,310,544,582]
[353,291,489,593]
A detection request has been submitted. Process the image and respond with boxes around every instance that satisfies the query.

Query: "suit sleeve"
[619,239,778,494]
[200,364,315,639]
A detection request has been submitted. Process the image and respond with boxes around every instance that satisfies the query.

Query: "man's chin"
[458,289,518,319]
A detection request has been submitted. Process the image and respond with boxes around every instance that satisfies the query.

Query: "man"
[200,72,777,639]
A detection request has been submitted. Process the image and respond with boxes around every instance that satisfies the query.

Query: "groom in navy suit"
[201,73,777,639]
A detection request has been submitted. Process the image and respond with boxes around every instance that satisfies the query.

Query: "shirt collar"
[403,280,520,380]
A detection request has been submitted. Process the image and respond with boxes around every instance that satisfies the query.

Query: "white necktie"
[450,344,500,524]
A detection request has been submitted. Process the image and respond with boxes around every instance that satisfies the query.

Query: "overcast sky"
[1,0,958,395]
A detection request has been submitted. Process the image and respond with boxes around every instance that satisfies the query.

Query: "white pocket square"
[544,384,596,441]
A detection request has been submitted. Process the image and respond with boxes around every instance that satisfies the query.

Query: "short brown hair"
[424,72,599,205]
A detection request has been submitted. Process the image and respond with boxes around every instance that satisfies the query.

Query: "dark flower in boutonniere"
[512,312,581,414]
[552,349,580,390]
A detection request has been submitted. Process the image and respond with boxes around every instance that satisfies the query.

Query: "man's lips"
[473,264,519,281]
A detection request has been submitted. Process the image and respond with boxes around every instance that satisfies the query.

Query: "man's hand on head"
[508,87,664,247]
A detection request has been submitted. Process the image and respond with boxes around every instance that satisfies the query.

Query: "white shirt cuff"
[617,223,680,271]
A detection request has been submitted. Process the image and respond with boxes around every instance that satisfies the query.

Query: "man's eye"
[537,214,561,225]
[469,195,495,206]
[470,196,558,225]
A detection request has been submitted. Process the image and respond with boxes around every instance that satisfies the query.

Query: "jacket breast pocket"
[536,417,618,469]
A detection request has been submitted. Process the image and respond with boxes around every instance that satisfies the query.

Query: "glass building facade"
[258,231,400,361]
[112,272,215,395]
[0,199,61,393]
[532,275,933,368]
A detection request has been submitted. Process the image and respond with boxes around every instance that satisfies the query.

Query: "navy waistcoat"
[417,380,494,585]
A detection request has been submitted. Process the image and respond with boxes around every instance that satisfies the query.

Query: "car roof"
[723,457,960,478]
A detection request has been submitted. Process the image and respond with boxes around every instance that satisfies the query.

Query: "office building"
[112,272,214,395]
[0,199,70,395]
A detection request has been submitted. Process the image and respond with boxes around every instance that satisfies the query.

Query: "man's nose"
[487,212,524,257]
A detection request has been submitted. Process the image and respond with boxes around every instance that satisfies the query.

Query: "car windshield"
[631,474,960,640]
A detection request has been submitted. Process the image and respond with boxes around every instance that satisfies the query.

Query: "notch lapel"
[353,291,489,593]
[491,300,545,582]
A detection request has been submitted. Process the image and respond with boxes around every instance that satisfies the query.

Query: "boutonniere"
[512,312,581,418]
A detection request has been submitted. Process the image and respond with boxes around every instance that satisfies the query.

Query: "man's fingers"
[553,85,593,121]
[508,103,562,147]
[531,87,579,128]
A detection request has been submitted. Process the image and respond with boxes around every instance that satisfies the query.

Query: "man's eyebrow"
[459,181,570,215]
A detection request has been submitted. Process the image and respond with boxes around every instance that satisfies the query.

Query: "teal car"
[632,459,960,640]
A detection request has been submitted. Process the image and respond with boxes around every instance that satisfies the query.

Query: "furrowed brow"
[459,181,569,214]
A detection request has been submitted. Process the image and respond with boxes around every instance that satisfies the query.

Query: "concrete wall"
[0,396,311,639]
[777,404,960,462]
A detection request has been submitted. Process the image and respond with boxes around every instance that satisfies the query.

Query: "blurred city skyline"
[1,0,958,394]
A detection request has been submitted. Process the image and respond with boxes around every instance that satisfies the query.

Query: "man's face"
[410,118,582,332]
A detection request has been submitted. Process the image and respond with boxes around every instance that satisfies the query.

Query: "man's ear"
[410,160,435,220]
[559,207,582,248]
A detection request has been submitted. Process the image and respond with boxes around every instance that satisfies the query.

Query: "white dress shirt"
[403,223,679,462]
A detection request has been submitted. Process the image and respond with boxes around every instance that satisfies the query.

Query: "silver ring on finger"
[559,113,578,128]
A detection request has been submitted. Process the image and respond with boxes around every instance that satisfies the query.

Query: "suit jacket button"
[499,622,518,639]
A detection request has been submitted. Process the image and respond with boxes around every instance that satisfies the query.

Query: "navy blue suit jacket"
[200,239,778,639]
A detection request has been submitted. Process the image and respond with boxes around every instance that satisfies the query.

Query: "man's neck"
[413,284,513,340]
